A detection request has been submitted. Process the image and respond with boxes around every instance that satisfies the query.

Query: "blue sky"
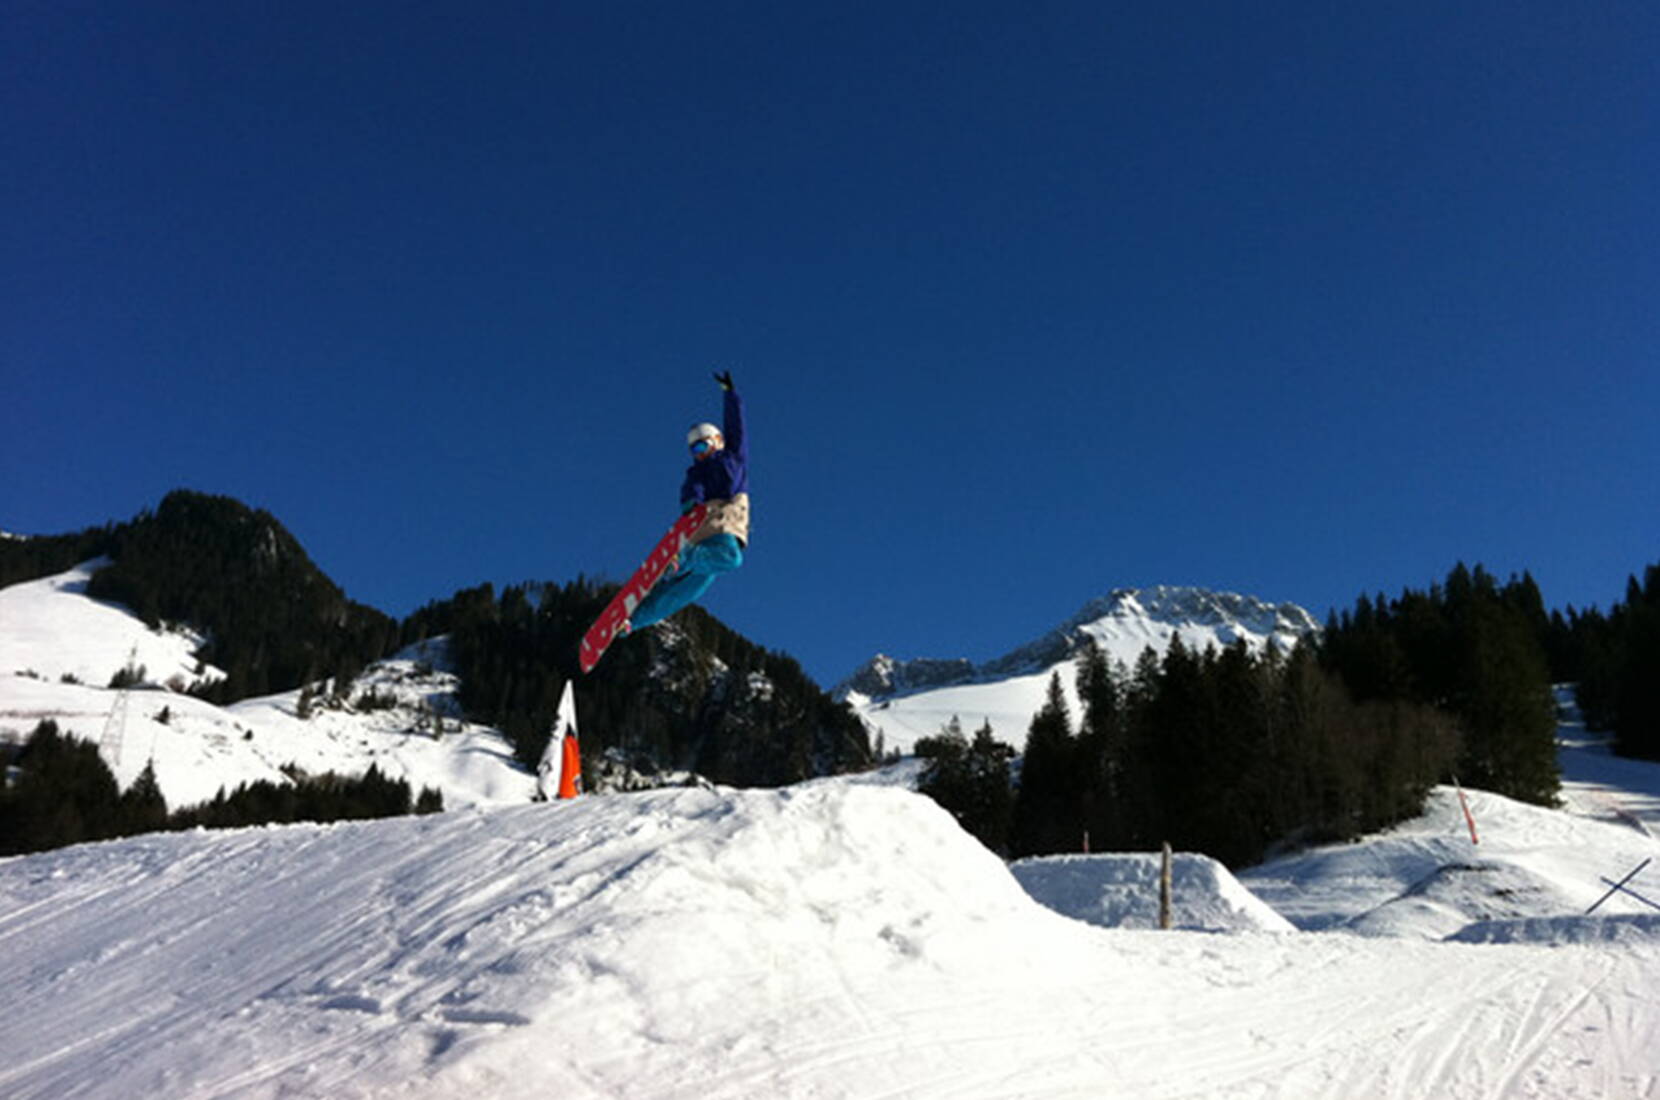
[6,3,1657,686]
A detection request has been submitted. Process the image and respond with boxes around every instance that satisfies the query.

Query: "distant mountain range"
[839,586,1322,755]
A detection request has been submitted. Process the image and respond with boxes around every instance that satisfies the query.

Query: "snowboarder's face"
[690,436,722,462]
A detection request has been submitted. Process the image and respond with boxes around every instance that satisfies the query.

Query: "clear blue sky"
[6,3,1658,686]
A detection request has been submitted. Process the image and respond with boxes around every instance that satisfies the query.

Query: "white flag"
[536,680,580,801]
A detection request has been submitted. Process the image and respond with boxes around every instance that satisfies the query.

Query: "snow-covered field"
[3,746,1660,1097]
[0,563,534,809]
[5,566,1660,1096]
[0,561,224,692]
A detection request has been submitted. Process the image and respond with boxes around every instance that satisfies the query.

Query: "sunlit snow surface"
[5,571,1660,1097]
[3,777,1660,1097]
[0,563,534,809]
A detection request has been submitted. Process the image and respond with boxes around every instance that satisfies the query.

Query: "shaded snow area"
[1011,853,1296,933]
[1239,786,1660,943]
[1554,685,1660,841]
[1236,687,1660,950]
[0,564,533,809]
[4,783,1660,1099]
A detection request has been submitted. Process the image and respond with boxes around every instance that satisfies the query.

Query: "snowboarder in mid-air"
[620,370,749,635]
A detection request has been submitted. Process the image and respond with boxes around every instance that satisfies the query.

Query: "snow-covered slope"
[0,561,224,691]
[843,586,1320,754]
[1238,689,1660,944]
[0,563,534,809]
[4,780,1660,1099]
[1241,785,1660,941]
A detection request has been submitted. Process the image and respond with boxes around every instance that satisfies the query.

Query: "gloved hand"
[714,370,735,391]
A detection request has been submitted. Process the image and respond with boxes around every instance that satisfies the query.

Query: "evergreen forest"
[0,721,444,858]
[921,561,1659,867]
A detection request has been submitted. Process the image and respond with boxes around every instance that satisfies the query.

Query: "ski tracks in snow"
[4,787,1660,1098]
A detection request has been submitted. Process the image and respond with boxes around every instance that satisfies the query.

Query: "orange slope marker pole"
[1453,776,1479,845]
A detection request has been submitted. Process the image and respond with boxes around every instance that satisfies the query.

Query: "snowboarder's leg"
[628,535,744,630]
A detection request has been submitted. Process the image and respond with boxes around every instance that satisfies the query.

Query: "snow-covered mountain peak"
[1063,585,1322,654]
[843,585,1320,705]
[842,585,1321,755]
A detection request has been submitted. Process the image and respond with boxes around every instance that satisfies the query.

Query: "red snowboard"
[579,502,710,674]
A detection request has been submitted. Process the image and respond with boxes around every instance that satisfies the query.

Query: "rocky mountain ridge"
[841,585,1322,702]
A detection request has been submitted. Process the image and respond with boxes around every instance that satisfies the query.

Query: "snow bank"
[1011,852,1295,933]
[1343,860,1578,941]
[0,784,1083,1099]
[1449,914,1660,946]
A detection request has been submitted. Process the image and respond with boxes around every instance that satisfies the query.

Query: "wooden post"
[1160,842,1173,930]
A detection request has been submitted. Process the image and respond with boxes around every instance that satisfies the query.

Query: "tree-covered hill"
[400,580,872,787]
[80,491,401,701]
[3,491,871,791]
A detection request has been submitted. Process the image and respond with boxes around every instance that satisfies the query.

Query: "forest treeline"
[399,579,871,786]
[1553,563,1660,761]
[1,493,1654,863]
[921,561,1657,867]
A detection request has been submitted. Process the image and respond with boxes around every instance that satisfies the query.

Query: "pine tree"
[0,721,122,855]
[916,717,1013,853]
[1011,673,1080,857]
[1614,566,1660,760]
[120,760,169,834]
[1074,640,1124,850]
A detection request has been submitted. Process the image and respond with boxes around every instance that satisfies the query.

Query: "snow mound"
[0,784,1084,1099]
[1449,914,1660,946]
[1011,852,1295,933]
[1343,860,1572,941]
[1242,785,1660,940]
[7,781,1660,1097]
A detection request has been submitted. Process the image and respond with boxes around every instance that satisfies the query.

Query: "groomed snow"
[3,782,1659,1098]
[7,566,1660,1095]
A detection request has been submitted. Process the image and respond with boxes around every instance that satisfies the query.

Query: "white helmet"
[687,422,723,451]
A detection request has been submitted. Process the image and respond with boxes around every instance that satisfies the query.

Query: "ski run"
[1,763,1658,1096]
[3,567,1660,1096]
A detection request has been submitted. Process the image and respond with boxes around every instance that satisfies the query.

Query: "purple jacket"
[681,388,748,507]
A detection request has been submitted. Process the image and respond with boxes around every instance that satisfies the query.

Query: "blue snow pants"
[629,534,745,630]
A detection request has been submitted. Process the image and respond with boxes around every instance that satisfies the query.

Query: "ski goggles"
[690,437,718,456]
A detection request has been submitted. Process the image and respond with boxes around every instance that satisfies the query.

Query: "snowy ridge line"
[844,585,1322,756]
[841,584,1322,702]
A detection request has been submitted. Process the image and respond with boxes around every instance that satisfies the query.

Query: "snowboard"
[579,502,710,674]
